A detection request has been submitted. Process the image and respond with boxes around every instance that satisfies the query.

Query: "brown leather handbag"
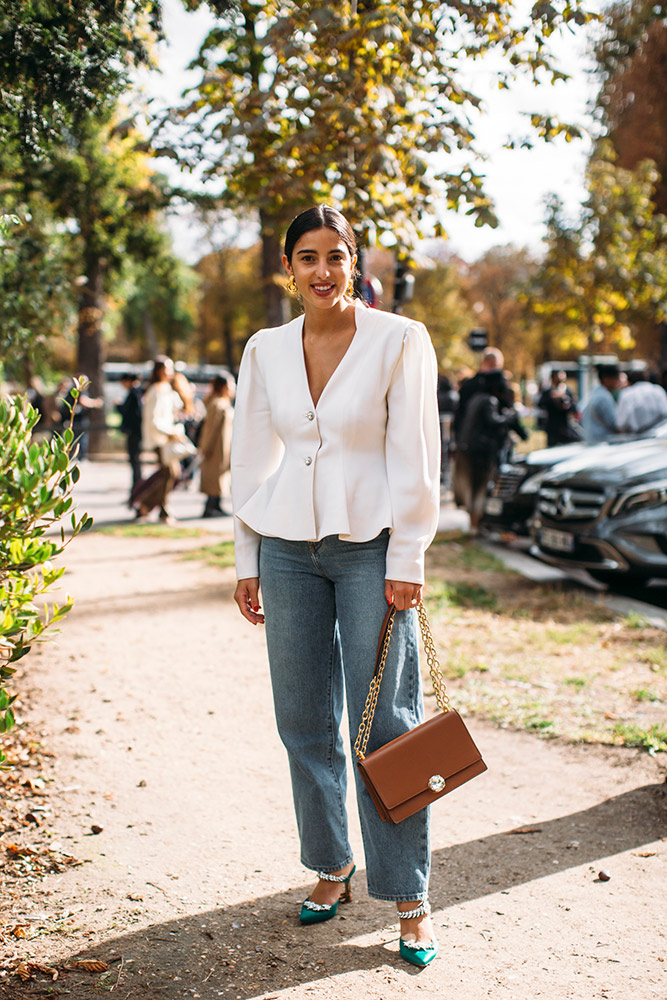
[355,603,487,823]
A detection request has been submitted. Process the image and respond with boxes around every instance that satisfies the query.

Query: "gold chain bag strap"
[355,603,487,824]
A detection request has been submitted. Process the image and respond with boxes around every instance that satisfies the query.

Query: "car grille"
[538,484,607,521]
[490,467,526,499]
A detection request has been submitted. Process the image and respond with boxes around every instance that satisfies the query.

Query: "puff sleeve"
[230,335,284,579]
[384,322,441,584]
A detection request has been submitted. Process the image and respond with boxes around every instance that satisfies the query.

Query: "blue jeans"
[259,530,430,902]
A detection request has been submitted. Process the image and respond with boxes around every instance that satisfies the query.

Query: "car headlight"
[610,480,667,517]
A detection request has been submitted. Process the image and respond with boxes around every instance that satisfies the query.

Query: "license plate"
[540,527,575,553]
[484,497,503,516]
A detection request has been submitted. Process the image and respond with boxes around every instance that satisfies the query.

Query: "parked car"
[530,438,667,584]
[482,419,667,536]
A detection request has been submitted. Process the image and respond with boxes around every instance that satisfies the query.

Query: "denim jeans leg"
[319,535,430,902]
[259,537,352,873]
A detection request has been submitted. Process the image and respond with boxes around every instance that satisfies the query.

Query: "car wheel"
[588,568,649,587]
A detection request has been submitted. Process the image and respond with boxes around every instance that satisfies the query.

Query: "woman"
[231,206,440,967]
[198,374,234,517]
[136,357,182,524]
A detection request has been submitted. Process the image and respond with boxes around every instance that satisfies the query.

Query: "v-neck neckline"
[299,303,360,410]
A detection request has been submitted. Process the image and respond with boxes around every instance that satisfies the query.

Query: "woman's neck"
[302,300,355,338]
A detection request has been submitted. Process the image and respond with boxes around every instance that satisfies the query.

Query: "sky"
[143,0,600,263]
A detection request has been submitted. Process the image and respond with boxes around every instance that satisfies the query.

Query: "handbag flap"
[360,710,483,811]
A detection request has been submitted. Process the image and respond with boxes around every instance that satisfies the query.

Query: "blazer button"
[306,411,315,421]
[304,456,313,466]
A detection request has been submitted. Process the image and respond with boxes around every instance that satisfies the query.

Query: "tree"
[0,202,76,384]
[466,246,541,377]
[195,244,265,369]
[531,143,667,359]
[118,245,199,362]
[0,0,162,157]
[179,0,594,326]
[402,247,476,373]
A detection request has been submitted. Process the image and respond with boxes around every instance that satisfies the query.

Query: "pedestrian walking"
[454,370,528,531]
[231,206,441,967]
[452,348,507,510]
[616,369,667,435]
[198,374,234,517]
[116,372,143,495]
[134,357,186,524]
[581,364,621,443]
[57,376,103,460]
[537,370,580,446]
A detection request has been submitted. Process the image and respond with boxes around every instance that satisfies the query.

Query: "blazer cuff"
[233,517,261,579]
[385,551,425,586]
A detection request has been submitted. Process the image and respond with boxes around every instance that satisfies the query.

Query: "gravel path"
[2,461,666,999]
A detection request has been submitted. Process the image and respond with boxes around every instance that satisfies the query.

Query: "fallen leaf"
[70,959,108,973]
[14,962,32,982]
[10,925,28,938]
[632,851,656,858]
[508,827,542,835]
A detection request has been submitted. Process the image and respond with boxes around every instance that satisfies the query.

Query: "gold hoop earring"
[346,278,355,298]
[286,275,298,296]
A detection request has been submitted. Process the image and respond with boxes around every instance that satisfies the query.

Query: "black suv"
[530,439,667,584]
[483,419,667,536]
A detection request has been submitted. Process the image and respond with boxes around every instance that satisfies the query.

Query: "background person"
[198,374,234,517]
[57,376,103,460]
[581,364,621,443]
[616,369,667,435]
[116,372,143,495]
[537,370,579,446]
[455,370,528,531]
[136,357,181,524]
[231,205,441,968]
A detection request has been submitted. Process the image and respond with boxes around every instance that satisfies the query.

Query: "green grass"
[98,524,207,539]
[544,624,596,645]
[565,676,588,690]
[426,578,497,611]
[441,654,489,679]
[431,535,508,573]
[632,687,661,703]
[641,648,667,674]
[623,610,650,629]
[610,722,667,753]
[183,539,236,568]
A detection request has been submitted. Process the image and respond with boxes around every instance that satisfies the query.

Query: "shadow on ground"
[10,782,666,997]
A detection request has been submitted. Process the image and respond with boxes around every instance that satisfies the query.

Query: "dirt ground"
[1,501,667,998]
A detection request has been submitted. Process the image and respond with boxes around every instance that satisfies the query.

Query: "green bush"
[0,388,92,766]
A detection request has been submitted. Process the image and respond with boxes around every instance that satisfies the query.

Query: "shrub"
[0,387,92,766]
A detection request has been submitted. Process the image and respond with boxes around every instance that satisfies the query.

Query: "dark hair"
[596,363,620,380]
[211,374,229,394]
[284,206,358,266]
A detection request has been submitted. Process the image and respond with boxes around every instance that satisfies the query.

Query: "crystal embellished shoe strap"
[316,869,352,883]
[302,899,334,912]
[398,899,431,920]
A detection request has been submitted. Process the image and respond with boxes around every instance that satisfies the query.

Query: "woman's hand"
[234,577,265,625]
[385,579,422,611]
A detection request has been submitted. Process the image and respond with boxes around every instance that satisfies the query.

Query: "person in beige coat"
[199,374,234,517]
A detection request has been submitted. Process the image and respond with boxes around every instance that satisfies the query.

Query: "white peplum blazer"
[230,302,441,584]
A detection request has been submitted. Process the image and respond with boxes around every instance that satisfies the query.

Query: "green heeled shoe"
[398,899,439,968]
[299,865,356,925]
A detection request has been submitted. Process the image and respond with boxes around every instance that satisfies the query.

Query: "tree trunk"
[143,307,159,359]
[222,315,234,370]
[658,321,667,375]
[76,251,106,454]
[259,209,289,328]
